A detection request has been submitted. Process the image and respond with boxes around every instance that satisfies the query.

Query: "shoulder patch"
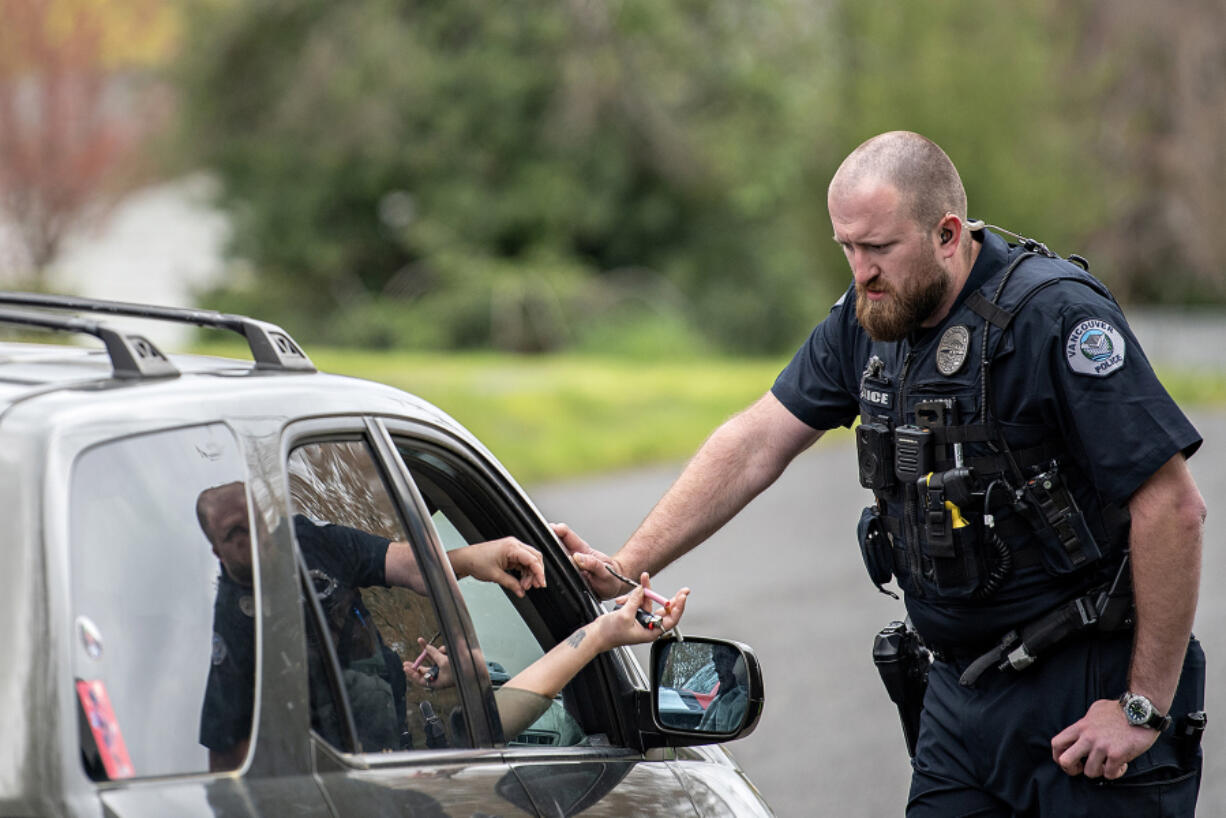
[1065,318,1126,376]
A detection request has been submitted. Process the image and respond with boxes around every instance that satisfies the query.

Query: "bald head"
[197,481,247,544]
[197,481,254,584]
[829,131,967,234]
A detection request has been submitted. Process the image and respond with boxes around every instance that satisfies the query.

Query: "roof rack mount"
[0,292,315,373]
[0,308,179,379]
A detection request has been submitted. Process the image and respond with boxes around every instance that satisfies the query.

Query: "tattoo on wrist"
[566,629,586,649]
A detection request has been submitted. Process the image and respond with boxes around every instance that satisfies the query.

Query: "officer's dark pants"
[907,632,1205,817]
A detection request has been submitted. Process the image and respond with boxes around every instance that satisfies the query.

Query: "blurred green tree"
[173,0,1225,353]
[174,0,828,352]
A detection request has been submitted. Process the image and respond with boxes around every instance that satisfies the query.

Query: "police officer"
[557,131,1207,814]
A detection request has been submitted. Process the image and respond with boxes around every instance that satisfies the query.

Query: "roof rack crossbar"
[0,308,179,379]
[0,292,315,372]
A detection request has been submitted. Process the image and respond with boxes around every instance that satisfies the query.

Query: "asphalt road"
[530,409,1226,817]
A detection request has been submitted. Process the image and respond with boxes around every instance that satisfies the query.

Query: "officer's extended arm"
[560,391,822,599]
[1051,452,1205,779]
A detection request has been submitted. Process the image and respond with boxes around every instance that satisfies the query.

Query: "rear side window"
[70,424,250,779]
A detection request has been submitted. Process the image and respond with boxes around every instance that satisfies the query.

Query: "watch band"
[1119,691,1172,731]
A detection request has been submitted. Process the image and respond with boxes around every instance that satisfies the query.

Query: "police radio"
[893,425,932,483]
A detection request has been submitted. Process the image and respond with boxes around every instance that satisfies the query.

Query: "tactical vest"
[855,245,1130,602]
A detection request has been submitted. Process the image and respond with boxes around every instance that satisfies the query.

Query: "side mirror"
[648,637,763,741]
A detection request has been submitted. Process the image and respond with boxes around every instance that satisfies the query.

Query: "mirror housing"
[635,636,764,749]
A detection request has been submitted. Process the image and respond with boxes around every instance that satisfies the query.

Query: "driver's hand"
[595,573,690,649]
[454,537,546,597]
[551,522,626,600]
[404,638,453,690]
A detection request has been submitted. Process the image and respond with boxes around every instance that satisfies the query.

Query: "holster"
[872,620,932,757]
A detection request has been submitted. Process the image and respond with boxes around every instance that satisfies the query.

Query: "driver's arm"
[504,578,688,700]
[384,536,546,597]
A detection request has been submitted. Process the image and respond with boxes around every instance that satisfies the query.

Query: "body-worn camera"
[857,421,894,490]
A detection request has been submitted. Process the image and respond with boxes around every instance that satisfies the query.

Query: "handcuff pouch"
[858,506,895,593]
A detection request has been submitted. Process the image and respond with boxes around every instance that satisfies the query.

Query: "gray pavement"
[530,409,1226,817]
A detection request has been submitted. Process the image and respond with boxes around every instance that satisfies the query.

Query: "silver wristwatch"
[1119,691,1172,731]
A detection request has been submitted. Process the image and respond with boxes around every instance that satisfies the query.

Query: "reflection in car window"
[397,445,588,748]
[288,440,468,753]
[70,423,248,779]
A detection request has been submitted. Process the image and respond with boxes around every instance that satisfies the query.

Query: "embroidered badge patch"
[937,325,971,375]
[1065,319,1126,376]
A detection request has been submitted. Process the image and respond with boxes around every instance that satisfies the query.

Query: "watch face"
[1124,695,1153,725]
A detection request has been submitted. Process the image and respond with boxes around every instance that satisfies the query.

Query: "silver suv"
[0,294,771,818]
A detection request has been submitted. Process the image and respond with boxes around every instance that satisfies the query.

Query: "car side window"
[396,444,591,748]
[70,423,251,779]
[288,439,469,753]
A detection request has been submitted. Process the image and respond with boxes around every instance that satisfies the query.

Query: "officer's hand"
[453,537,546,597]
[550,522,626,601]
[1050,698,1159,779]
[404,638,453,690]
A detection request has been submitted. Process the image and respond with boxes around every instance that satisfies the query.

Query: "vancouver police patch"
[1065,318,1126,376]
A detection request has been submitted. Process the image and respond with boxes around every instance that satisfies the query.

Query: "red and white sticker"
[76,679,134,779]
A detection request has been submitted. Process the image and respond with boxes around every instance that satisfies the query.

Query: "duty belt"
[956,554,1133,688]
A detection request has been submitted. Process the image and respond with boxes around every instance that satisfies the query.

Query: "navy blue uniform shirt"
[772,229,1201,645]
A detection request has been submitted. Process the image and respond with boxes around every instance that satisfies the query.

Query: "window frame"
[280,417,502,759]
[373,416,644,752]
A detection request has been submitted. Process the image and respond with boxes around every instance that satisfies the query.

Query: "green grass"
[193,342,1225,483]
[197,342,789,483]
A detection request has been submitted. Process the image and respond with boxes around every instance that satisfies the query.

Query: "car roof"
[0,294,481,455]
[0,341,239,405]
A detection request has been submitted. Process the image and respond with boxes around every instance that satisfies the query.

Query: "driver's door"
[282,419,535,817]
[384,421,701,816]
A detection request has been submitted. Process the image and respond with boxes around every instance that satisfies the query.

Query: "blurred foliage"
[193,341,1224,482]
[195,340,791,481]
[172,0,1226,354]
[1,0,178,282]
